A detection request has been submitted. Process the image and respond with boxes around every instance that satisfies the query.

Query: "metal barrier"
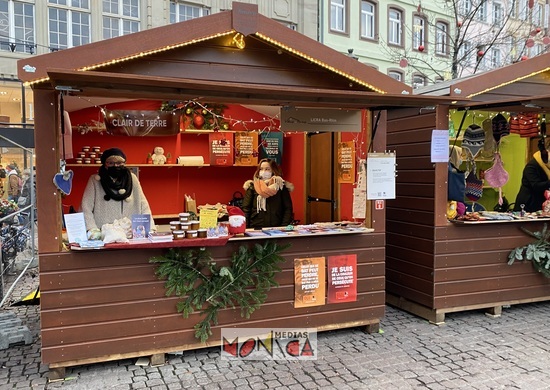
[0,134,36,308]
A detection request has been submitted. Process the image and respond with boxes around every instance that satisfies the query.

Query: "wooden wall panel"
[39,233,385,367]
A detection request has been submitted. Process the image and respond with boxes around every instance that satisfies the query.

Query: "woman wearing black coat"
[242,159,294,228]
[514,150,550,212]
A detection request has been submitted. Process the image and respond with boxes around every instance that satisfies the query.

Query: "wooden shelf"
[66,163,256,168]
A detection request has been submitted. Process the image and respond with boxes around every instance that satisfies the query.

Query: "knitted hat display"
[480,118,497,158]
[101,147,127,165]
[491,113,509,143]
[461,124,485,158]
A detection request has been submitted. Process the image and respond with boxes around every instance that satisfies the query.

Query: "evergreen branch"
[150,241,289,342]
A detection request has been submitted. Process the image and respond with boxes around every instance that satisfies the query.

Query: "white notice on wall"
[431,129,450,162]
[352,187,366,219]
[366,153,396,200]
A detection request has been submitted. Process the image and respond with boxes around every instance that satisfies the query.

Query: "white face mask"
[260,171,272,180]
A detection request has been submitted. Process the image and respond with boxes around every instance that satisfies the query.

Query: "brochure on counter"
[244,223,373,237]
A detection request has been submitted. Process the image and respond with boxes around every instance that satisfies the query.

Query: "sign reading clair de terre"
[103,110,180,136]
[280,107,361,132]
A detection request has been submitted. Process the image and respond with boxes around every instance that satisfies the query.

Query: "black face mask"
[107,166,124,178]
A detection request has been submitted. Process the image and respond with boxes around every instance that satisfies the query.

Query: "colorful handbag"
[465,168,483,202]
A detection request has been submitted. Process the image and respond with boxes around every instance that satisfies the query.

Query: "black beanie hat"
[101,148,126,165]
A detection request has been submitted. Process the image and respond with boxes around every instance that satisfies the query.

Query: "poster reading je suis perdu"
[234,132,259,166]
[337,141,355,184]
[294,257,326,308]
[209,132,234,166]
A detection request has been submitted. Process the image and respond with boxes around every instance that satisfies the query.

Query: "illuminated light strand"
[466,66,550,98]
[254,33,386,94]
[23,31,235,86]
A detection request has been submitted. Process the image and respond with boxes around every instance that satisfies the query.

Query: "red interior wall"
[64,101,306,224]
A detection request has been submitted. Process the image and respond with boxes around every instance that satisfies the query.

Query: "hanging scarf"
[533,150,550,180]
[98,166,133,201]
[253,175,284,212]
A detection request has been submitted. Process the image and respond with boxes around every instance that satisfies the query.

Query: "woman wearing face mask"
[241,158,294,228]
[81,147,156,234]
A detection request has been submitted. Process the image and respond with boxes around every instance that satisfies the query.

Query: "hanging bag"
[465,162,483,202]
[228,191,244,209]
[484,152,509,206]
[448,163,466,202]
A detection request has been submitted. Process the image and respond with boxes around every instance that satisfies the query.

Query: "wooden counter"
[41,231,385,379]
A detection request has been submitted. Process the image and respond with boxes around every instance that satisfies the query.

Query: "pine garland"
[508,223,550,278]
[150,241,290,342]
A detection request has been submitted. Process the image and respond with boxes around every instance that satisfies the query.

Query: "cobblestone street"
[1,270,550,389]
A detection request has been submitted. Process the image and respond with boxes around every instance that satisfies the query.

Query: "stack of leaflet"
[148,232,173,242]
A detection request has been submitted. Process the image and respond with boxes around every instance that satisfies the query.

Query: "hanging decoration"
[160,100,230,131]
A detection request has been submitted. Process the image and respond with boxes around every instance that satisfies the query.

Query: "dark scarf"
[98,166,133,201]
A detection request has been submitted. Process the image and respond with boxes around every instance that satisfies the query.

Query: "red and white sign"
[375,200,384,210]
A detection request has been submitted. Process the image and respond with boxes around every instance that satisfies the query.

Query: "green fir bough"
[508,223,550,278]
[150,241,290,342]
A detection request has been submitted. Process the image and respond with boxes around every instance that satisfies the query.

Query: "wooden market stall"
[386,54,550,324]
[18,2,457,379]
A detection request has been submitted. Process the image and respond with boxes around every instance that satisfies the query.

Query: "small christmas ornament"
[418,45,425,52]
[193,114,205,129]
[399,58,408,68]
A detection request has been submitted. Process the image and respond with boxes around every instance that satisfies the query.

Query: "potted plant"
[146,153,153,164]
[166,152,173,164]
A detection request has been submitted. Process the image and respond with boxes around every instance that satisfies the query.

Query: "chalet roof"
[17,2,462,110]
[416,52,550,113]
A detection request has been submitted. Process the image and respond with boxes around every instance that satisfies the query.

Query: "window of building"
[412,15,425,49]
[103,0,140,39]
[490,48,501,68]
[435,21,448,55]
[518,0,528,20]
[388,70,403,81]
[170,1,210,23]
[48,0,90,50]
[330,0,346,33]
[492,2,503,26]
[459,41,472,67]
[360,1,375,39]
[412,74,426,88]
[460,0,471,15]
[534,2,542,26]
[0,0,35,54]
[510,0,517,18]
[388,8,402,46]
[477,1,487,22]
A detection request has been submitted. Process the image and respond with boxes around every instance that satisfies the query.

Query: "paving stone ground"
[1,269,550,389]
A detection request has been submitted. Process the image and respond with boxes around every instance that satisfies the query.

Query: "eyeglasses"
[105,161,125,167]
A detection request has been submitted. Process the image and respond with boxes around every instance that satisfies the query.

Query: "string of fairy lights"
[71,96,370,184]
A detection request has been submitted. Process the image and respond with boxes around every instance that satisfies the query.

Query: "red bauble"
[457,20,462,27]
[536,27,542,33]
[418,45,425,52]
[399,58,408,68]
[193,114,205,129]
[521,55,529,61]
[477,50,484,57]
[543,36,550,45]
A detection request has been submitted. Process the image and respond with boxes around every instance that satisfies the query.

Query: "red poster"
[209,132,234,166]
[327,255,357,303]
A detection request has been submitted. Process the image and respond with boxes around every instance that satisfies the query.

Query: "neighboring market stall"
[18,2,457,379]
[386,53,550,324]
